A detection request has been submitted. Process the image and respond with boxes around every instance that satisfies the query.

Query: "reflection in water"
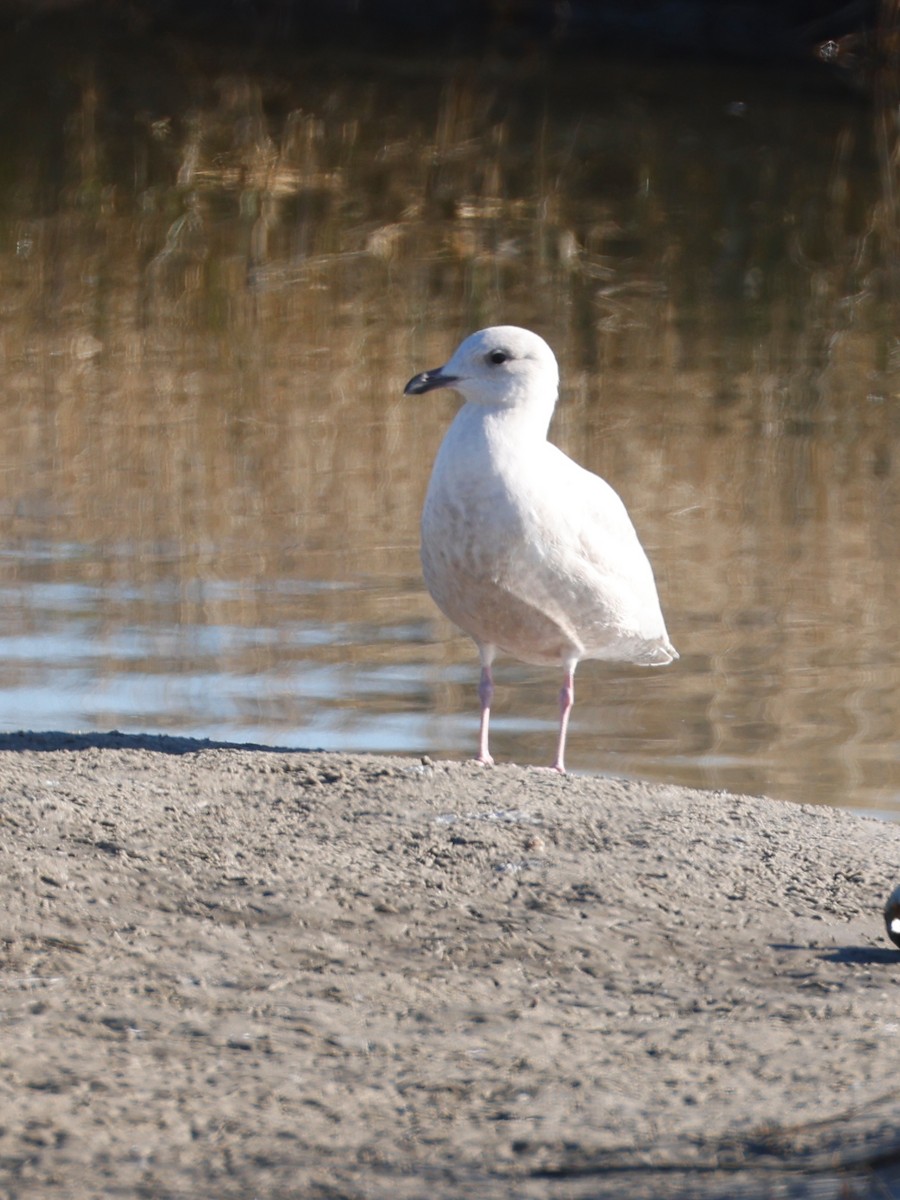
[0,26,896,815]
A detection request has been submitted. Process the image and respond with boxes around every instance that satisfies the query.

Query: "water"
[0,27,897,816]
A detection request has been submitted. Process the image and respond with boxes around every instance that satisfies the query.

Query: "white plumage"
[405,325,677,773]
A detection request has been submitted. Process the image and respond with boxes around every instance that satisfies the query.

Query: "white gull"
[405,325,677,773]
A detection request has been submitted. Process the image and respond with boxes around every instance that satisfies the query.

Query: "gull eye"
[487,349,509,365]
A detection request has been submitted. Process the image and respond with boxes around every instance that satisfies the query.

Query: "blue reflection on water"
[0,576,433,751]
[0,572,897,821]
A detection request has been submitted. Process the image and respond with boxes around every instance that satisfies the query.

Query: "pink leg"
[476,664,494,766]
[549,665,575,774]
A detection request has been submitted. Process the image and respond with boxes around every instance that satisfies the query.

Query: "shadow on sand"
[0,730,306,755]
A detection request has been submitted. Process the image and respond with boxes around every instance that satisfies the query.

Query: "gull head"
[404,326,559,411]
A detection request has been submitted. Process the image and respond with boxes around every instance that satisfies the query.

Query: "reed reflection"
[0,33,895,813]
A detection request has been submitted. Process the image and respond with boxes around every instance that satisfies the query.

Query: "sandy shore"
[1,732,898,1199]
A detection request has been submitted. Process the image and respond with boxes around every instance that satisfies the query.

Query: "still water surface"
[0,31,897,815]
